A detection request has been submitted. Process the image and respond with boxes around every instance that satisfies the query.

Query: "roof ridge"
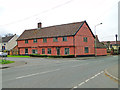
[25,21,85,31]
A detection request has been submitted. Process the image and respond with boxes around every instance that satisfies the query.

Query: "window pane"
[25,40,28,43]
[85,47,89,53]
[53,37,58,42]
[48,48,51,54]
[42,49,45,54]
[63,37,67,41]
[32,49,37,54]
[43,38,47,43]
[65,48,69,55]
[83,37,87,42]
[33,39,37,43]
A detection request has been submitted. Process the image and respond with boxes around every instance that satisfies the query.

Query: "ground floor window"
[25,48,28,54]
[42,48,45,54]
[48,48,51,54]
[65,48,69,55]
[85,47,89,53]
[32,49,37,54]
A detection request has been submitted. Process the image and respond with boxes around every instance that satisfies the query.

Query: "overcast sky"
[0,0,119,41]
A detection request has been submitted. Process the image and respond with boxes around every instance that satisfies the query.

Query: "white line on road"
[71,63,88,68]
[72,71,104,89]
[15,63,88,80]
[16,69,61,79]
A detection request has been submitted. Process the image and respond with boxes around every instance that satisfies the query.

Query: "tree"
[106,41,111,50]
[4,33,13,37]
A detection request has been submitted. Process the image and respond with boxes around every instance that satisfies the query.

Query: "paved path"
[2,56,118,88]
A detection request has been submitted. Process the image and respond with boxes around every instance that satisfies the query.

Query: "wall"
[96,48,107,56]
[7,35,18,51]
[75,22,95,56]
[18,36,74,55]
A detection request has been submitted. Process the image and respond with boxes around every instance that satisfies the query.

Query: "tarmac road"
[2,56,118,88]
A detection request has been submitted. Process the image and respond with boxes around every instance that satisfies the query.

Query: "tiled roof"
[17,21,90,40]
[2,35,15,43]
[102,41,120,45]
[96,36,106,48]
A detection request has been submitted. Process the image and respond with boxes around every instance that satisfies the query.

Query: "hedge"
[30,54,75,58]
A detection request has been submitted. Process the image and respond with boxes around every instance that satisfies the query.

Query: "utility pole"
[115,34,118,55]
[94,23,102,56]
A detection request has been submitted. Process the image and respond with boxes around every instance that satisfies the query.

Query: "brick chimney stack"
[38,22,42,28]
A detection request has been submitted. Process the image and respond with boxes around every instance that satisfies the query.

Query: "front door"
[56,47,60,55]
[25,48,28,54]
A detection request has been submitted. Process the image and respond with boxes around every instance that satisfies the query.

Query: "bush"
[30,54,47,57]
[30,54,75,58]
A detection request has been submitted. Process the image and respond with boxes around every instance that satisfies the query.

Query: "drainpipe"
[73,36,75,57]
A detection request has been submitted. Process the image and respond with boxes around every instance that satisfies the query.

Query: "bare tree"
[4,33,13,37]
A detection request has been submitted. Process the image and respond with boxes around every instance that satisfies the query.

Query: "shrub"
[30,54,75,58]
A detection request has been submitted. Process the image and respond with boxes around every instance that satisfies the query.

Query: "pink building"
[17,21,107,57]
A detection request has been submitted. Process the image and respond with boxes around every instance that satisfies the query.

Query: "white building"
[0,34,18,52]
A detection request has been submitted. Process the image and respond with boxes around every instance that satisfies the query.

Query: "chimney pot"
[38,22,42,28]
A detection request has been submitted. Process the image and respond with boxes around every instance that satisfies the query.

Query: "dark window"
[25,40,28,43]
[42,49,45,54]
[2,46,5,51]
[48,48,51,54]
[63,37,67,41]
[85,47,89,53]
[53,37,58,42]
[25,48,28,54]
[83,37,88,42]
[33,39,37,43]
[32,49,37,54]
[43,38,47,43]
[65,48,69,55]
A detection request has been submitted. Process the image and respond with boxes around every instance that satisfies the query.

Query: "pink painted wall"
[96,48,107,56]
[74,22,95,56]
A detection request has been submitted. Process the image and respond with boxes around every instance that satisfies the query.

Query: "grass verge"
[0,59,15,64]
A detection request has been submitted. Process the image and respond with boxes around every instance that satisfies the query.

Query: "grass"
[7,55,30,58]
[0,59,15,64]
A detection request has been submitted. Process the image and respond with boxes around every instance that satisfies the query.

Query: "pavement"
[0,61,27,69]
[104,64,119,82]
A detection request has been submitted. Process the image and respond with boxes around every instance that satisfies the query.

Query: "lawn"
[8,55,30,58]
[0,59,15,64]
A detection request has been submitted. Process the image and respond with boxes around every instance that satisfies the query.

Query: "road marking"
[105,69,118,80]
[113,56,117,57]
[71,63,88,68]
[16,69,61,79]
[72,71,104,89]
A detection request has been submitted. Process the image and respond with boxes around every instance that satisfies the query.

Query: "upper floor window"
[65,48,69,55]
[53,37,58,42]
[83,37,88,42]
[43,38,47,43]
[33,39,37,43]
[63,37,67,41]
[85,47,89,53]
[25,40,28,44]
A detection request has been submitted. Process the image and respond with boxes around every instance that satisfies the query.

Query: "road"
[2,56,118,88]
